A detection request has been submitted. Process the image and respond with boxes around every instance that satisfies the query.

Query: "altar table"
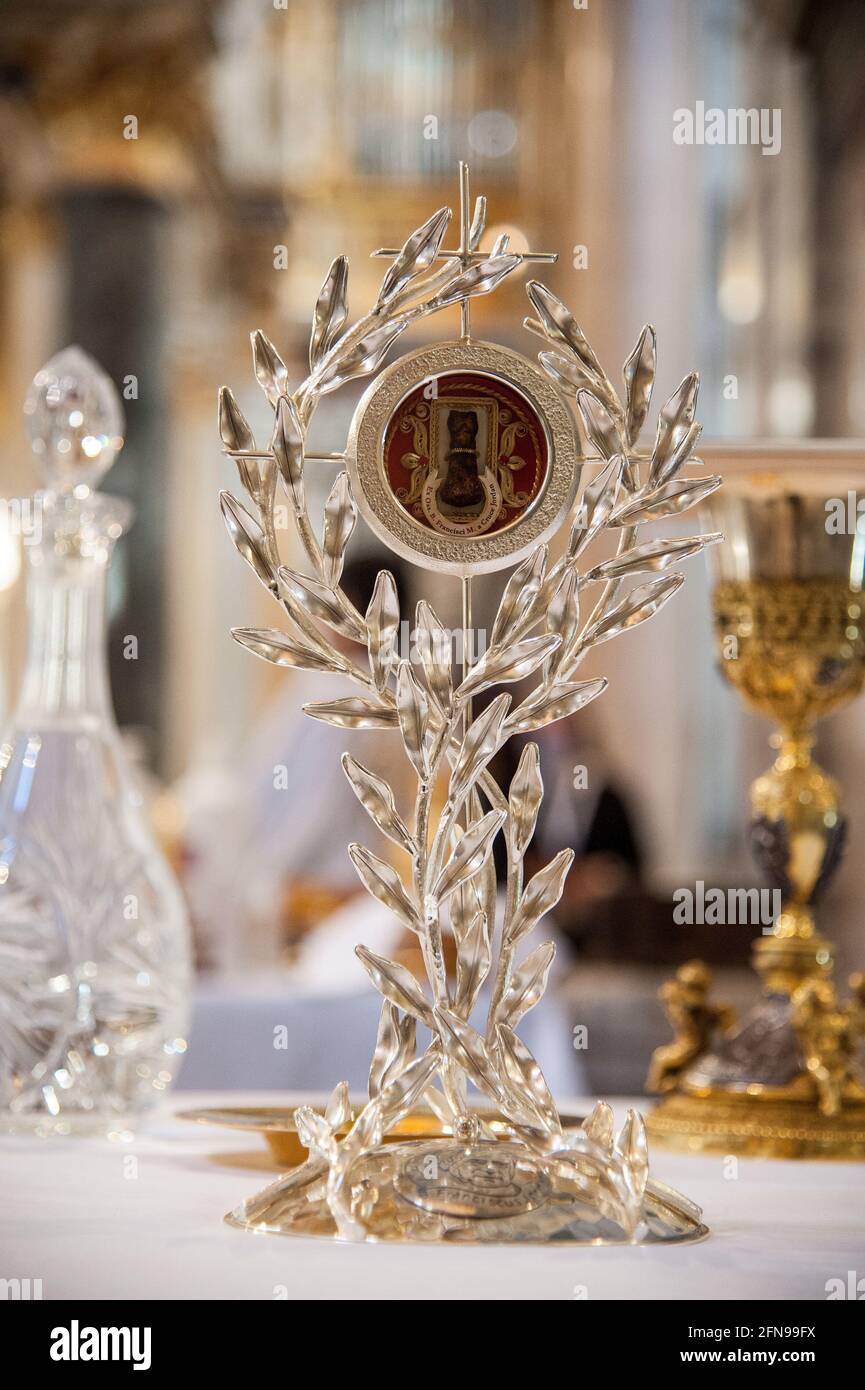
[2,1093,863,1301]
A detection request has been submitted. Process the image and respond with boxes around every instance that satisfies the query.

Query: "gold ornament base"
[225,1135,709,1245]
[648,1090,865,1160]
[652,503,865,1163]
[648,933,865,1160]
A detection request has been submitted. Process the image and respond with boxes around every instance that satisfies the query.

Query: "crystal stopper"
[23,346,125,492]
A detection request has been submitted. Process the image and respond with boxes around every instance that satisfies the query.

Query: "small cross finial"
[458,161,472,339]
[224,167,559,472]
[371,162,557,342]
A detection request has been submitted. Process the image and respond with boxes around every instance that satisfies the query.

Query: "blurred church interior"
[1,0,864,1094]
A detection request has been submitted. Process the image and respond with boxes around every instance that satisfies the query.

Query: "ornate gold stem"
[751,722,842,950]
[648,523,865,1159]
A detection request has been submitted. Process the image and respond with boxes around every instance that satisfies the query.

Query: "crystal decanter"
[0,348,191,1132]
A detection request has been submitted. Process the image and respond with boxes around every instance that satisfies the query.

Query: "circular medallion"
[394,1140,552,1219]
[346,341,579,574]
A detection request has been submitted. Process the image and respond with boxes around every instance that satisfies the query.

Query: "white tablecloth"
[2,1092,863,1301]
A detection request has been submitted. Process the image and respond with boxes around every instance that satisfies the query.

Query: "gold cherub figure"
[647,960,735,1094]
[791,974,865,1117]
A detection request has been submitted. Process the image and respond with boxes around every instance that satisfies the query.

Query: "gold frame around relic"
[345,340,579,575]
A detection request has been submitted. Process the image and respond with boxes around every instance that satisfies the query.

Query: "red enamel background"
[382,372,549,537]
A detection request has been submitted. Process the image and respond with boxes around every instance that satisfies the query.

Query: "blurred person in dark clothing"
[492,711,643,953]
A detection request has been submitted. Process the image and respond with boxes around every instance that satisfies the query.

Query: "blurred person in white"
[184,556,409,976]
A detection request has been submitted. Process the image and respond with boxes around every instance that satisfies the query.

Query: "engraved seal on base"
[393,1140,552,1219]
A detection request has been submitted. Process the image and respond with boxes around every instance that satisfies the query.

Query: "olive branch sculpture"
[218,200,720,1241]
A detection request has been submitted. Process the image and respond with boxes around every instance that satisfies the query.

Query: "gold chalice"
[648,443,865,1158]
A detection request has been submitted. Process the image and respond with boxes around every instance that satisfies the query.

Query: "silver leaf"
[650,419,702,488]
[421,1080,452,1124]
[324,1080,352,1130]
[622,324,656,448]
[610,473,722,526]
[582,1100,615,1151]
[430,254,521,311]
[224,443,258,506]
[342,753,414,854]
[378,207,451,305]
[652,371,700,471]
[449,692,511,803]
[545,568,580,680]
[303,697,398,730]
[614,1109,649,1204]
[316,318,409,394]
[377,1050,441,1131]
[255,456,278,543]
[251,328,289,407]
[270,582,339,658]
[490,547,547,646]
[310,255,349,370]
[537,349,593,397]
[476,801,499,945]
[348,844,418,934]
[581,572,685,648]
[231,626,346,674]
[344,1096,385,1156]
[413,600,453,716]
[386,257,463,312]
[218,385,255,453]
[366,569,400,693]
[585,532,722,581]
[525,284,625,425]
[456,633,560,701]
[468,195,486,251]
[219,491,274,591]
[270,394,305,515]
[498,940,556,1028]
[496,1024,561,1134]
[525,554,566,622]
[434,810,506,902]
[506,848,574,947]
[355,945,435,1029]
[508,742,544,862]
[454,907,491,1020]
[567,455,625,561]
[396,660,430,779]
[526,281,608,385]
[277,566,362,641]
[577,389,624,460]
[381,1012,417,1092]
[322,471,357,587]
[294,1107,336,1162]
[450,876,483,946]
[368,1001,400,1100]
[505,677,607,735]
[435,1008,508,1106]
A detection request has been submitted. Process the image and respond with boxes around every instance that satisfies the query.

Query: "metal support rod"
[459,161,471,341]
[223,450,346,465]
[461,573,473,674]
[371,249,557,263]
[461,571,473,735]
